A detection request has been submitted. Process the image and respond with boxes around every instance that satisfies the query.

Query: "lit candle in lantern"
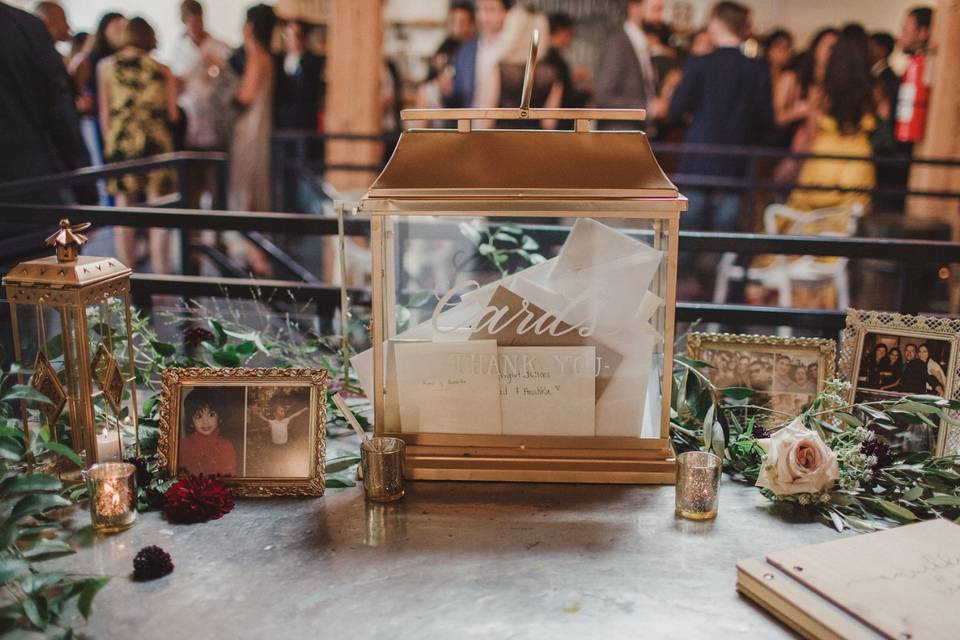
[96,427,122,463]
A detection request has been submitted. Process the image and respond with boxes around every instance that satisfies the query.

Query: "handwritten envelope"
[393,340,502,434]
[498,346,596,436]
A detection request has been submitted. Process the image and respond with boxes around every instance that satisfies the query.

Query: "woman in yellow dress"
[98,16,179,274]
[787,26,876,212]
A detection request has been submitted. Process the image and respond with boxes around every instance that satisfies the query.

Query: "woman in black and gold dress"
[98,16,178,274]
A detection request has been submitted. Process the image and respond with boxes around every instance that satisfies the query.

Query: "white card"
[498,346,596,436]
[394,340,502,434]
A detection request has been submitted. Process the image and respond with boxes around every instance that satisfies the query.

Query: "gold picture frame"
[839,309,960,456]
[158,368,327,497]
[686,332,837,422]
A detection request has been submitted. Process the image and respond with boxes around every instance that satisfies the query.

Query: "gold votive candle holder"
[675,451,722,520]
[84,462,137,533]
[361,437,405,502]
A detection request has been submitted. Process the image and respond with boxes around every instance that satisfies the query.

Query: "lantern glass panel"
[375,213,669,441]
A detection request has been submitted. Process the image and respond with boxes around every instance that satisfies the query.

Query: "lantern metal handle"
[519,28,540,117]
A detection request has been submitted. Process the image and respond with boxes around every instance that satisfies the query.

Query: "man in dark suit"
[667,1,772,231]
[594,0,657,130]
[274,20,324,130]
[869,31,903,213]
[0,3,90,202]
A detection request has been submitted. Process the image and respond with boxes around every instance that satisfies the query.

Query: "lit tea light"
[85,462,137,533]
[675,451,722,520]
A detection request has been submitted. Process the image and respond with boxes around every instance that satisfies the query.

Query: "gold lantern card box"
[3,221,139,467]
[353,106,685,484]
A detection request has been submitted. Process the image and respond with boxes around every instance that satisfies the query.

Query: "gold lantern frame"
[3,220,139,466]
[358,37,685,482]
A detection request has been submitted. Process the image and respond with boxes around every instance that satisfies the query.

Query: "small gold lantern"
[354,33,685,484]
[3,220,139,466]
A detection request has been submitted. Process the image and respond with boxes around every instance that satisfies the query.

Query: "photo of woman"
[855,333,952,400]
[178,386,245,477]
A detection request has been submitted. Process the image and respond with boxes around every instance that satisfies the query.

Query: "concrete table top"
[56,478,839,639]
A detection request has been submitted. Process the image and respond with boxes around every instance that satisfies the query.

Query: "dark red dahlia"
[751,424,770,440]
[164,475,234,524]
[860,440,893,472]
[133,545,174,581]
[183,325,215,348]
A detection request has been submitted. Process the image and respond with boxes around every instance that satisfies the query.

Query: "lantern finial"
[45,219,92,263]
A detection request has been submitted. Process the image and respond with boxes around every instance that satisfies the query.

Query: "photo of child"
[244,386,312,478]
[178,386,244,477]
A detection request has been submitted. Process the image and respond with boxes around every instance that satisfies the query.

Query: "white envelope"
[393,340,502,434]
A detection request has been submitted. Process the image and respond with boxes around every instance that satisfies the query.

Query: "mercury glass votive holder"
[361,437,405,502]
[84,462,137,533]
[675,451,722,520]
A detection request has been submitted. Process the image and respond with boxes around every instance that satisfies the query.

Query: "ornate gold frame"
[839,309,960,455]
[158,368,328,497]
[686,332,837,404]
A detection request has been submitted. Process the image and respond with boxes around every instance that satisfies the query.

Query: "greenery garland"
[670,354,960,532]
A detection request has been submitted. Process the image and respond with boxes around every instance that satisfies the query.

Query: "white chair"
[712,203,864,335]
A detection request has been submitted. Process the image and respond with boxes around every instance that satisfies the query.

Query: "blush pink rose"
[755,418,840,496]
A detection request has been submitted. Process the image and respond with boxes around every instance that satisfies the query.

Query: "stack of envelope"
[353,218,664,438]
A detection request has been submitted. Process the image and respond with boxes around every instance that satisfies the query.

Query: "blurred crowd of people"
[416,0,935,230]
[2,1,326,275]
[1,0,937,279]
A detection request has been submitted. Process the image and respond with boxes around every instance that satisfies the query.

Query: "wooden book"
[737,519,960,640]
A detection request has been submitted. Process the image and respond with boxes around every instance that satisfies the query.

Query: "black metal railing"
[1,141,959,338]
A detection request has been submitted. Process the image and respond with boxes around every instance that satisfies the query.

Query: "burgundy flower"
[133,545,174,581]
[183,325,215,348]
[860,440,893,472]
[164,475,234,524]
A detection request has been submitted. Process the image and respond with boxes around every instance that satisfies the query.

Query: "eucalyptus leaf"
[0,474,62,496]
[923,495,960,507]
[0,436,25,461]
[2,385,53,404]
[22,597,46,630]
[674,354,715,370]
[43,442,83,467]
[875,499,917,522]
[828,510,845,533]
[212,350,241,367]
[901,485,923,502]
[719,387,755,400]
[702,404,715,451]
[0,557,28,585]
[21,538,75,561]
[833,412,863,428]
[325,478,356,488]
[325,456,361,473]
[77,577,110,619]
[458,221,483,245]
[7,493,72,523]
[149,341,176,357]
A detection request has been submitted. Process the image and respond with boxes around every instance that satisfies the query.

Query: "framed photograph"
[839,310,960,456]
[158,368,327,496]
[686,333,837,421]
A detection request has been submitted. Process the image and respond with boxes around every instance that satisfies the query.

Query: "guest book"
[737,519,960,640]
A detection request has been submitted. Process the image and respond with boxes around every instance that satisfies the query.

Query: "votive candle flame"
[675,451,722,520]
